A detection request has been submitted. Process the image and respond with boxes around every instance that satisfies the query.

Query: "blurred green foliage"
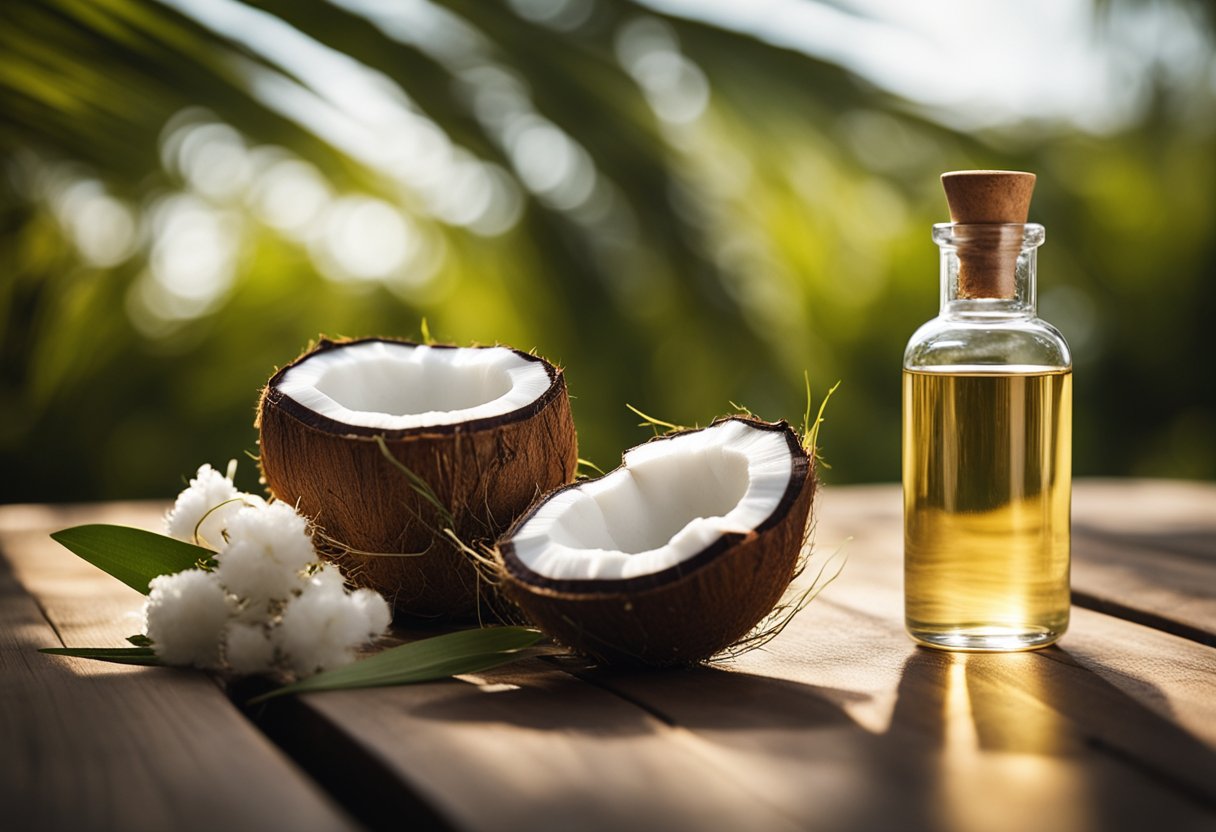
[1,0,1214,503]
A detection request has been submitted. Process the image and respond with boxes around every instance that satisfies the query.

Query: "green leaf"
[626,403,687,434]
[50,525,212,594]
[40,646,162,666]
[576,457,606,477]
[248,626,545,704]
[804,379,841,468]
[126,633,153,647]
[372,436,456,528]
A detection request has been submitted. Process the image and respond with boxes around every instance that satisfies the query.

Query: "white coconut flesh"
[275,341,552,430]
[508,420,796,582]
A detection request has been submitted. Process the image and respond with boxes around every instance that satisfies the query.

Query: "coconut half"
[258,337,578,619]
[497,417,815,666]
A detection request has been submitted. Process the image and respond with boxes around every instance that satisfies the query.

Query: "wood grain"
[256,481,1216,832]
[804,481,1216,644]
[254,659,804,832]
[3,482,1213,832]
[1071,479,1216,645]
[804,482,1216,749]
[0,503,357,832]
[559,481,1216,831]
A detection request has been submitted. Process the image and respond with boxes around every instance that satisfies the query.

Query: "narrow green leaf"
[626,403,686,433]
[805,380,841,468]
[50,525,212,594]
[801,370,813,440]
[372,435,456,528]
[576,457,606,477]
[40,646,162,666]
[249,626,545,704]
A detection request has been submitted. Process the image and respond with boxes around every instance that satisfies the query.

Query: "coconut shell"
[257,337,578,619]
[496,418,816,667]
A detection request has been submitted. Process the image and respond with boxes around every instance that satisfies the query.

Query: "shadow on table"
[1073,522,1216,561]
[403,658,668,737]
[505,647,1214,831]
[894,647,1215,829]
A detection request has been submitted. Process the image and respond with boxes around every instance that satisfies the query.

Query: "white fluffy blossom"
[145,569,229,668]
[215,502,314,603]
[224,622,276,675]
[150,467,391,679]
[164,464,262,549]
[277,573,391,676]
[309,562,348,595]
[305,565,390,644]
[349,588,392,639]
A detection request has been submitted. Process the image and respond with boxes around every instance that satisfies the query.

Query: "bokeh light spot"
[314,195,416,282]
[249,154,331,237]
[53,179,137,268]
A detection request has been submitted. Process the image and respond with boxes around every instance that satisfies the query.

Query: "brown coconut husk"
[257,337,578,620]
[495,417,816,667]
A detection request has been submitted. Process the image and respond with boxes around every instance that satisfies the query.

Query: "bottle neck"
[934,223,1044,319]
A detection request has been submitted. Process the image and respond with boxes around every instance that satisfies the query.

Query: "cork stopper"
[941,170,1036,299]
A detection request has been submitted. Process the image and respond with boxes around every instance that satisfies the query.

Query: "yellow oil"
[903,367,1071,651]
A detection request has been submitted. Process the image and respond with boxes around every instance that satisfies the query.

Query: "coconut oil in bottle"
[903,171,1072,651]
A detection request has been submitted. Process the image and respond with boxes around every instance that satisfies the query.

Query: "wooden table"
[2,480,1214,832]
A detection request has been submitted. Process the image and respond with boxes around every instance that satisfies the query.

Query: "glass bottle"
[903,171,1072,652]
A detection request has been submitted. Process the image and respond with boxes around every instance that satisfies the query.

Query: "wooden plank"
[574,607,1216,830]
[0,503,358,832]
[256,481,1216,832]
[3,503,801,832]
[573,633,1210,827]
[1071,479,1216,645]
[804,483,1216,749]
[803,480,1216,644]
[250,658,804,832]
[6,483,1213,832]
[562,482,1216,832]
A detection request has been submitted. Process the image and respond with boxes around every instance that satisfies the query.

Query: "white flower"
[230,595,272,624]
[277,575,390,677]
[348,588,392,641]
[303,565,390,644]
[215,502,314,603]
[310,563,348,594]
[224,622,276,675]
[145,569,229,668]
[164,464,261,549]
[155,465,392,680]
